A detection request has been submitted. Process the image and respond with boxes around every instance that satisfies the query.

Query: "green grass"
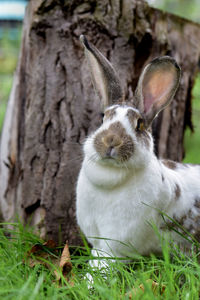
[0,222,200,299]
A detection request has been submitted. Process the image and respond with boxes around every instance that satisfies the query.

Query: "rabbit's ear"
[135,56,181,128]
[80,35,124,110]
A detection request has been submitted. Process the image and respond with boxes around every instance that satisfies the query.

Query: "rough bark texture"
[1,0,200,244]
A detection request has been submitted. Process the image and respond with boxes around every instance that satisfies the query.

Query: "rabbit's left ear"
[135,56,181,128]
[80,35,124,110]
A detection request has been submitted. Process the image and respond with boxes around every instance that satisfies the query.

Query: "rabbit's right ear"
[80,35,124,110]
[135,56,181,128]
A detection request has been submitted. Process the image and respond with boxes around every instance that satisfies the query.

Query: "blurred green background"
[0,27,22,130]
[149,0,200,23]
[184,75,200,163]
[0,0,200,163]
[0,0,26,128]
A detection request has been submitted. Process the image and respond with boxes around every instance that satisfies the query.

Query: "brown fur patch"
[104,107,117,121]
[175,184,181,200]
[194,197,200,209]
[126,109,141,127]
[160,214,186,231]
[162,159,177,170]
[160,207,200,243]
[94,122,134,162]
[161,174,165,182]
[126,109,151,148]
[109,121,126,136]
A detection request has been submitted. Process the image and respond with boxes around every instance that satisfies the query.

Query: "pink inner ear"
[143,71,175,114]
[143,92,154,113]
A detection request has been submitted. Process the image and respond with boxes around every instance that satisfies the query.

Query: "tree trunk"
[1,0,200,244]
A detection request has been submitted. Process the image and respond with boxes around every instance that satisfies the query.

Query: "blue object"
[0,0,27,21]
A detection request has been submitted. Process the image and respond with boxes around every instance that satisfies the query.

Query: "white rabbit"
[76,35,200,264]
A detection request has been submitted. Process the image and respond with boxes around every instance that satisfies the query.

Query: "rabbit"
[76,35,200,266]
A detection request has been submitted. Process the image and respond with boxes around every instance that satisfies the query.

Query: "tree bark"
[1,0,200,244]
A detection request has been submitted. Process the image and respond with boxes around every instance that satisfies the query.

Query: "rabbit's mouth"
[103,146,118,159]
[95,140,135,163]
[96,149,133,167]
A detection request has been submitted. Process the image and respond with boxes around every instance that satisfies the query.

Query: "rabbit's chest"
[76,170,162,254]
[87,191,161,256]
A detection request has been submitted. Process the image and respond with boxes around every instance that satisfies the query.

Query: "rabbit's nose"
[105,146,117,158]
[102,134,122,148]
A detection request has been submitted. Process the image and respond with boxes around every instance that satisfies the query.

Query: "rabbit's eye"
[136,118,145,131]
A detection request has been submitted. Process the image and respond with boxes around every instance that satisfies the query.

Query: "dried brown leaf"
[43,240,57,249]
[54,242,73,285]
[25,239,59,269]
[25,240,74,286]
[60,243,73,275]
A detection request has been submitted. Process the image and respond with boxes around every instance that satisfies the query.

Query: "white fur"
[76,106,200,262]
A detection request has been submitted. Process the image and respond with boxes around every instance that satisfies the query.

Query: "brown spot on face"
[94,129,109,156]
[118,134,135,162]
[126,109,141,127]
[162,159,177,170]
[104,107,117,121]
[109,121,126,136]
[126,109,151,149]
[94,121,134,162]
[174,184,181,200]
[103,133,122,148]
